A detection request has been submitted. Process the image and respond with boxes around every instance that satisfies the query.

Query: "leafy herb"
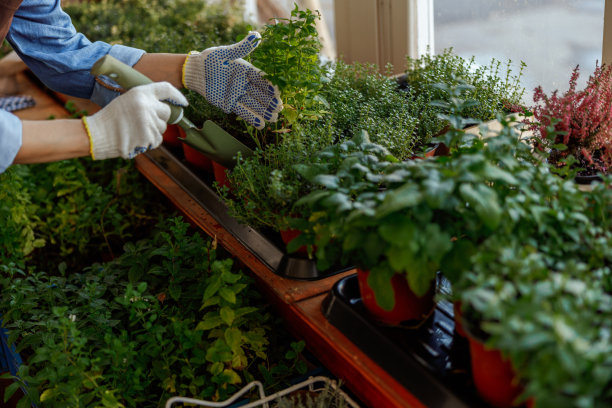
[1,218,308,407]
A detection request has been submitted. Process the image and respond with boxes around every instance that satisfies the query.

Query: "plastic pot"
[467,335,523,408]
[280,228,308,255]
[453,301,467,337]
[212,160,231,190]
[179,127,213,172]
[163,124,182,148]
[183,142,213,172]
[356,269,435,326]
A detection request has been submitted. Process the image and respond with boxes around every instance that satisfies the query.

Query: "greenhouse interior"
[1,0,612,407]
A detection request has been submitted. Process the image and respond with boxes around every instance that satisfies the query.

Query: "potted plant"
[221,39,526,257]
[454,236,612,408]
[530,64,612,182]
[442,107,612,407]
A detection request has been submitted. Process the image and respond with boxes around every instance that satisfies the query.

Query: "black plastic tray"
[144,146,351,280]
[322,274,491,408]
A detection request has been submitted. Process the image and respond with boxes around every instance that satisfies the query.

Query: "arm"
[133,54,186,89]
[14,120,89,164]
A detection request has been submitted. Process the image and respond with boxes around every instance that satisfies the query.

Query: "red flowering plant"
[531,64,612,176]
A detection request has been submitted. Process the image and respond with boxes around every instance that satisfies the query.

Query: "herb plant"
[1,218,307,407]
[404,49,526,137]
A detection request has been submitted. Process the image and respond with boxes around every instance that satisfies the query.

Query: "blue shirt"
[0,0,145,173]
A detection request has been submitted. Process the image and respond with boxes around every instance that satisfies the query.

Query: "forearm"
[14,120,90,164]
[133,53,187,89]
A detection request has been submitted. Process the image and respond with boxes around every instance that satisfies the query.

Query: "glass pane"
[434,0,605,103]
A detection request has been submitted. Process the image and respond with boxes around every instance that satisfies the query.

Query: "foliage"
[530,64,612,175]
[65,0,249,54]
[0,158,172,272]
[319,62,421,158]
[0,166,44,264]
[184,5,327,152]
[404,49,526,138]
[458,241,612,407]
[248,5,326,129]
[222,123,335,231]
[0,218,307,407]
[291,84,520,306]
[431,85,612,406]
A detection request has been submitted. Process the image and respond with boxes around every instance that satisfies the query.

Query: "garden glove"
[83,82,188,160]
[182,31,282,130]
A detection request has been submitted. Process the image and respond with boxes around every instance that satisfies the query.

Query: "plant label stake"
[90,55,254,168]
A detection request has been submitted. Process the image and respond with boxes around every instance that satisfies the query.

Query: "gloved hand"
[83,82,188,160]
[182,31,282,130]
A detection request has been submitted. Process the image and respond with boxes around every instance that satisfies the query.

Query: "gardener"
[0,0,282,174]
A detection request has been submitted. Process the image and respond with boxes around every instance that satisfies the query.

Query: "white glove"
[83,82,188,160]
[182,31,283,130]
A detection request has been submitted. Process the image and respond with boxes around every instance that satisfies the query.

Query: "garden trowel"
[90,55,254,168]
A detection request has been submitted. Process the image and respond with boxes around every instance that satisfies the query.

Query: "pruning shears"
[90,55,254,168]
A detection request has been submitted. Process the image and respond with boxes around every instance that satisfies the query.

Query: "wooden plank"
[134,152,355,305]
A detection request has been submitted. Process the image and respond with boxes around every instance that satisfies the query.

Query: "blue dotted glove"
[183,31,283,130]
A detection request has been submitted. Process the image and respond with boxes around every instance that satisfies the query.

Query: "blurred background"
[253,0,605,104]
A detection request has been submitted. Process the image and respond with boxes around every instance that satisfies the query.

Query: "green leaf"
[459,183,501,230]
[367,265,396,311]
[39,388,54,402]
[440,239,476,284]
[219,287,237,304]
[312,174,340,189]
[203,275,222,300]
[222,369,242,385]
[224,327,242,352]
[220,307,235,326]
[376,184,422,219]
[3,381,21,403]
[378,216,416,245]
[196,316,223,331]
[168,283,181,301]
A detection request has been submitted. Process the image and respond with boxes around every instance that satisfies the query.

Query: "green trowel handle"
[91,55,183,124]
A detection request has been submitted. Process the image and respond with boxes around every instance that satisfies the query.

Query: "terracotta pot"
[182,142,213,172]
[468,336,523,408]
[162,124,182,148]
[357,269,435,326]
[212,161,231,190]
[179,127,213,172]
[280,228,308,255]
[453,301,467,337]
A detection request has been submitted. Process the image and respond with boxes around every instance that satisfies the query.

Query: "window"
[434,0,605,102]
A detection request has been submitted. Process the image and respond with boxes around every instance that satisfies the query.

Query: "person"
[0,0,283,174]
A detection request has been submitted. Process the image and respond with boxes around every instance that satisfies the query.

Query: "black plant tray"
[144,146,351,280]
[322,274,491,408]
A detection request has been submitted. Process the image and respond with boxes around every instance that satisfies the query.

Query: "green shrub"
[404,49,526,136]
[1,218,307,407]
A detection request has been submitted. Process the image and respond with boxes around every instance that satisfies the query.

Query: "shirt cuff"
[89,44,146,107]
[0,111,22,174]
